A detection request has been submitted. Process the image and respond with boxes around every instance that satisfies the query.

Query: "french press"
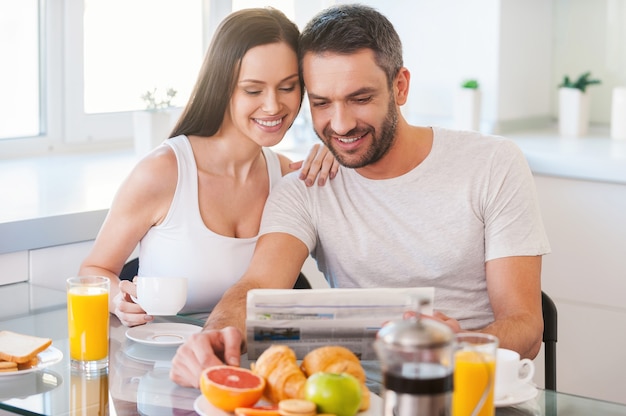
[374,303,455,416]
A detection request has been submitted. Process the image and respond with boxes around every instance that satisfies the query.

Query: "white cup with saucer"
[134,277,188,316]
[495,348,535,399]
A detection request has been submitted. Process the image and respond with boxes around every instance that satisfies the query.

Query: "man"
[171,4,550,388]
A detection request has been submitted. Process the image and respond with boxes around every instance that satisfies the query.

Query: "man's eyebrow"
[308,87,377,100]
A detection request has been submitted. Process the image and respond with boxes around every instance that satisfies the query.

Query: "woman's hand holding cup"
[114,277,187,327]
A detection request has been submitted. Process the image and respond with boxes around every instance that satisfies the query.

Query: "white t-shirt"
[260,127,551,329]
[139,135,283,314]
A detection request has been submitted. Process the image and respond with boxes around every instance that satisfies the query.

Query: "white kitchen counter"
[1,126,625,254]
[507,126,626,184]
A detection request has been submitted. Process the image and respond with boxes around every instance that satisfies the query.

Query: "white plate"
[125,323,201,346]
[0,370,62,399]
[0,345,63,377]
[194,395,271,416]
[193,391,383,416]
[495,383,539,407]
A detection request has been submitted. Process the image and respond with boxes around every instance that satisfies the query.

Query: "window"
[82,0,204,114]
[0,0,41,140]
[0,0,324,156]
[62,0,207,143]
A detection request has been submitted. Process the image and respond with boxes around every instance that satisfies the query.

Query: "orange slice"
[200,365,266,412]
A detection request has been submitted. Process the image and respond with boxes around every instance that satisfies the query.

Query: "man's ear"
[394,67,410,105]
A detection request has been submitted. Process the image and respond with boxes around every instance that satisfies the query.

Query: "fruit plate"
[193,393,383,416]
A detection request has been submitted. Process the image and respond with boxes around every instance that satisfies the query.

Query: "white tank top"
[138,135,283,314]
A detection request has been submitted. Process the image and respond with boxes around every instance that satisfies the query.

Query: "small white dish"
[123,342,178,363]
[125,323,201,346]
[495,383,539,407]
[0,345,63,377]
[194,391,383,416]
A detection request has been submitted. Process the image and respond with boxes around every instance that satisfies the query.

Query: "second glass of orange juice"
[452,333,498,416]
[67,276,109,374]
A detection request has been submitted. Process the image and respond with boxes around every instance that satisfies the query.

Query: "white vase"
[454,88,481,131]
[558,88,590,137]
[610,87,626,140]
[133,108,182,157]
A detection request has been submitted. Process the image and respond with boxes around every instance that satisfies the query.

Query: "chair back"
[119,258,139,281]
[542,291,558,390]
[120,258,312,290]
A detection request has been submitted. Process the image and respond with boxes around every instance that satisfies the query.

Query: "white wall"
[338,0,553,134]
[338,0,620,133]
[553,0,626,124]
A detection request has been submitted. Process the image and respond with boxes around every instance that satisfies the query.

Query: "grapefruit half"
[200,365,266,412]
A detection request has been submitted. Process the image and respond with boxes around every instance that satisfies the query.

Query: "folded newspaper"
[246,287,434,360]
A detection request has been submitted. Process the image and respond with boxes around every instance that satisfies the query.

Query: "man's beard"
[317,98,398,169]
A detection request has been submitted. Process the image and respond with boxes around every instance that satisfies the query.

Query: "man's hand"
[170,326,244,388]
[430,311,462,333]
[402,310,462,334]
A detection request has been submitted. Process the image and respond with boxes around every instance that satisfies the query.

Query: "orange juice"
[68,286,109,361]
[452,350,496,416]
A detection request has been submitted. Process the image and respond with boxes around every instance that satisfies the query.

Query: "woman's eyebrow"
[239,73,299,84]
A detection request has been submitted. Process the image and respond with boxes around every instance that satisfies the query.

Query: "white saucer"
[125,323,201,346]
[495,383,539,407]
[123,342,178,363]
[0,345,63,377]
[193,391,383,416]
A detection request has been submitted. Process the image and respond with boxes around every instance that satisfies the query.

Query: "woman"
[78,8,337,327]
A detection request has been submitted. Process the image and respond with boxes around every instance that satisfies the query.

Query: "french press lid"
[377,300,454,349]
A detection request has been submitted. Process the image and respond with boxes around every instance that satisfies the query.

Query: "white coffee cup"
[135,277,187,316]
[495,348,535,399]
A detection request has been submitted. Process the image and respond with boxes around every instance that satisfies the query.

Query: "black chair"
[120,257,312,289]
[293,272,312,289]
[542,290,558,391]
[119,257,139,281]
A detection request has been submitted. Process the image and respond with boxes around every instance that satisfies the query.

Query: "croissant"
[301,346,370,411]
[251,345,306,403]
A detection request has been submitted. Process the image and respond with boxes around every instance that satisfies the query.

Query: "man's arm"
[170,232,310,388]
[480,255,544,359]
[432,255,543,359]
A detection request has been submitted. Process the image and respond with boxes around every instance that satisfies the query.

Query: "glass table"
[1,282,626,415]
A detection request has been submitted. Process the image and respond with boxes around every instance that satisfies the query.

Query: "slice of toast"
[0,360,18,372]
[0,331,52,364]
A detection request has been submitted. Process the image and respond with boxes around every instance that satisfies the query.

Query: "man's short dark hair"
[298,4,403,87]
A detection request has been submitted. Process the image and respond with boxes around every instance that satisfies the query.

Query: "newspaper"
[245,287,434,360]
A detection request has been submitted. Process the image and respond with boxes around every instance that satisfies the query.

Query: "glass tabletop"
[2,282,626,415]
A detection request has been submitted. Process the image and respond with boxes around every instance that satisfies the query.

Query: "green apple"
[304,372,362,416]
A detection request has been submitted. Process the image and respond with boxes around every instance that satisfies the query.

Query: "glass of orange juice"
[452,333,499,416]
[67,276,110,374]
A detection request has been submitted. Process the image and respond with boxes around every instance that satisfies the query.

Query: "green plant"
[141,87,177,110]
[461,79,479,89]
[558,71,601,93]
